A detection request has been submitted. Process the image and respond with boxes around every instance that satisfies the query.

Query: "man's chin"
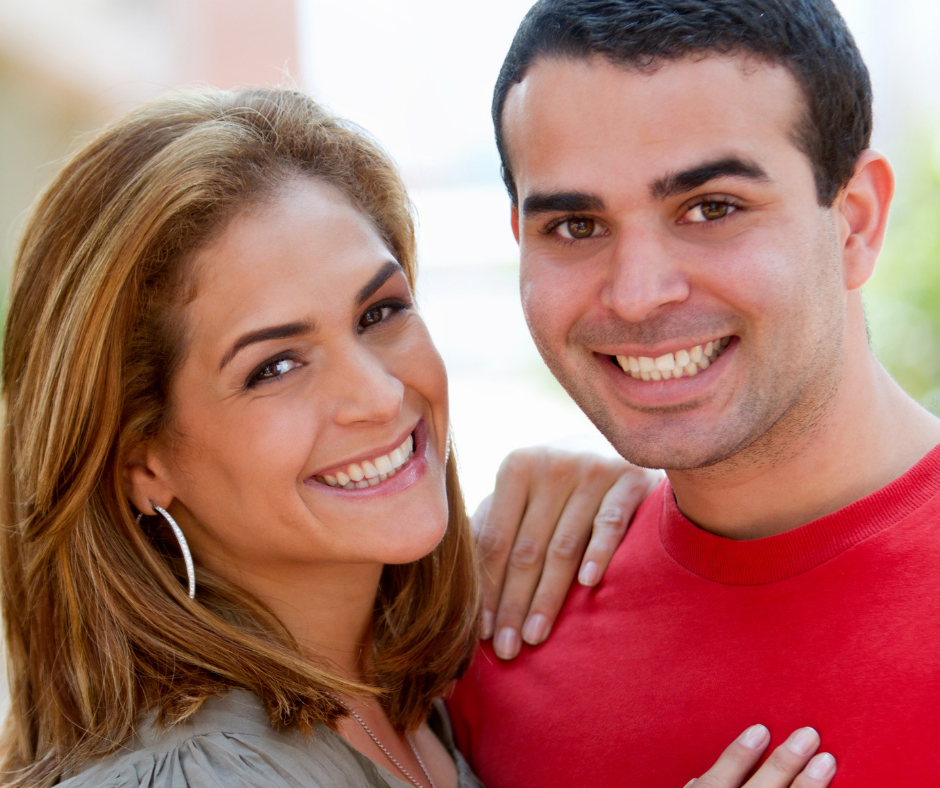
[584,409,761,472]
[610,439,745,472]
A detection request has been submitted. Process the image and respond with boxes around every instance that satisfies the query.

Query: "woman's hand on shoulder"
[688,725,836,788]
[473,446,662,659]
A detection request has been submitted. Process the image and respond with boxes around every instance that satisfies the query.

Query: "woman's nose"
[328,349,404,426]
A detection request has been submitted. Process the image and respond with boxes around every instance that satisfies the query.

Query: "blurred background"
[0,0,938,508]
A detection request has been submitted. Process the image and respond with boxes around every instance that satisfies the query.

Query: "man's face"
[503,55,849,470]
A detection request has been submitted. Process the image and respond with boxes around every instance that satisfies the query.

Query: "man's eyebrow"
[219,321,313,372]
[356,260,403,307]
[651,157,771,201]
[521,191,606,217]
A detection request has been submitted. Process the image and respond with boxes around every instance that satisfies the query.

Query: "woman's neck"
[211,556,384,677]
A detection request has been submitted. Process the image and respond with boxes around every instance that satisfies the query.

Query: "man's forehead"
[503,52,800,120]
[501,53,806,195]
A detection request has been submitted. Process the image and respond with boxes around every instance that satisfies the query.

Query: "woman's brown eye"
[360,308,383,327]
[701,202,731,220]
[248,357,300,388]
[567,218,596,238]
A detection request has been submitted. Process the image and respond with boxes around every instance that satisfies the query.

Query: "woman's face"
[144,178,450,577]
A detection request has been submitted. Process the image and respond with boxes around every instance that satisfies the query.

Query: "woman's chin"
[376,512,449,566]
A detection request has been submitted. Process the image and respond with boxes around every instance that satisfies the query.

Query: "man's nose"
[600,228,690,322]
[328,348,404,426]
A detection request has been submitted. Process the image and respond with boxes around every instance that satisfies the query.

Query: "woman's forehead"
[181,181,403,354]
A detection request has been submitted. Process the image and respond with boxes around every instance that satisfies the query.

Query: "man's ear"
[123,441,175,516]
[835,149,895,291]
[511,205,520,243]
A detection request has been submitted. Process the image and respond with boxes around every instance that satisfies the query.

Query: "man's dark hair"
[494,0,871,207]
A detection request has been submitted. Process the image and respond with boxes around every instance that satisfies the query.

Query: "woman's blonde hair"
[0,87,480,787]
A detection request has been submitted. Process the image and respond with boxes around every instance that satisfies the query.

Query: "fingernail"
[739,724,769,749]
[481,610,495,640]
[579,561,600,586]
[805,752,836,780]
[522,614,548,645]
[683,780,697,788]
[787,727,819,757]
[494,627,520,659]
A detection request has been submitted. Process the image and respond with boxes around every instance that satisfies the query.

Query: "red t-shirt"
[449,444,940,787]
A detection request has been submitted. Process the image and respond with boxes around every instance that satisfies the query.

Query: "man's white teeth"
[616,336,731,381]
[316,434,415,489]
[654,353,675,371]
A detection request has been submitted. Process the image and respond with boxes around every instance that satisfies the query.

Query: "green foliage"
[865,132,940,415]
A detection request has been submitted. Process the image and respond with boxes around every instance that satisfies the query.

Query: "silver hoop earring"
[140,505,196,599]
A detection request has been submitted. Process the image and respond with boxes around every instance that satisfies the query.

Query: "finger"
[474,453,535,640]
[576,466,658,587]
[516,472,626,647]
[491,472,577,659]
[470,494,493,539]
[470,494,496,637]
[789,753,837,787]
[743,728,823,788]
[690,724,770,788]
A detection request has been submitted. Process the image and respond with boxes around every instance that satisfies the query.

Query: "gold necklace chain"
[330,694,437,788]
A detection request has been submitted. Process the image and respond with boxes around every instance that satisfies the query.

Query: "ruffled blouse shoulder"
[56,691,462,788]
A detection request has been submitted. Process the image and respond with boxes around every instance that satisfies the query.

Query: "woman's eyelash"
[245,353,301,389]
[357,298,412,332]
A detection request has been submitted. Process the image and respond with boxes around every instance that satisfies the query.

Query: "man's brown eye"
[701,202,731,220]
[567,218,596,238]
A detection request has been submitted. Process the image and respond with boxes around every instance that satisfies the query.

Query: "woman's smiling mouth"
[313,432,416,490]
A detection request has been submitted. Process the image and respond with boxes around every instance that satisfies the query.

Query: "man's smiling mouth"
[613,336,732,381]
[314,433,415,489]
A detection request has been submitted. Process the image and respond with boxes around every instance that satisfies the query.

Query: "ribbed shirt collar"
[660,442,940,585]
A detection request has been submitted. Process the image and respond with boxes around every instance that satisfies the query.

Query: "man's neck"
[667,351,940,540]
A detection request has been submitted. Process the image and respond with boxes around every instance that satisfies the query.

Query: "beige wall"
[167,0,299,88]
[0,0,300,302]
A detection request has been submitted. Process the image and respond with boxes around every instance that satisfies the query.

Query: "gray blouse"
[57,691,483,788]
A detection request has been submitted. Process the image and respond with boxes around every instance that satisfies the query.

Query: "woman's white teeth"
[616,336,731,381]
[316,434,415,489]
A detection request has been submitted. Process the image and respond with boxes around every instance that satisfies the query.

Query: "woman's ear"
[835,149,895,292]
[123,441,175,515]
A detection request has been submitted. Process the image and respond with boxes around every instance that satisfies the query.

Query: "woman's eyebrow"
[356,260,403,306]
[219,321,313,371]
[218,261,402,372]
